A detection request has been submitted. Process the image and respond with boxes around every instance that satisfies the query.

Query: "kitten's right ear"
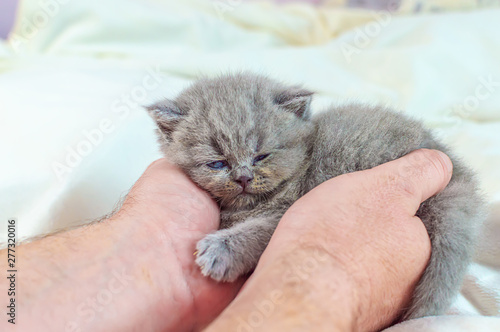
[274,87,313,120]
[146,100,186,139]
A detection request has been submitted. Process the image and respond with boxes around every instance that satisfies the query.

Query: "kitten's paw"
[195,234,243,282]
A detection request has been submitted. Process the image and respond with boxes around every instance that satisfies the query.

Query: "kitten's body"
[147,73,484,319]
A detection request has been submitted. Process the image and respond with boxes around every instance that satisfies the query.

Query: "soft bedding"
[0,0,499,330]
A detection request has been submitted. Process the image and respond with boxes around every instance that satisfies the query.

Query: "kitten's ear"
[274,88,314,120]
[146,100,186,140]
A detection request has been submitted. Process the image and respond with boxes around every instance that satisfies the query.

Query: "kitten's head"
[147,73,314,210]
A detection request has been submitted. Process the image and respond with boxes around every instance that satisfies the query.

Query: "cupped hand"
[207,149,452,332]
[116,159,244,331]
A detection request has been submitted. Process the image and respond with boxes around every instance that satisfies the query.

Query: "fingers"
[121,158,220,231]
[134,158,202,197]
[141,158,184,182]
[369,149,453,214]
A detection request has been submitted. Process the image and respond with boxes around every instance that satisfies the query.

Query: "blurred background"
[4,0,499,38]
[0,0,499,329]
[0,0,17,38]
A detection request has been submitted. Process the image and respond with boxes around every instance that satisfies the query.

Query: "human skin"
[0,149,451,332]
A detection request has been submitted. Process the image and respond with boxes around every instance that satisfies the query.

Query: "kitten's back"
[306,104,484,318]
[307,104,426,183]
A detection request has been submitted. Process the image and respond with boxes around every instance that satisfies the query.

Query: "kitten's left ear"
[145,99,186,141]
[274,87,314,120]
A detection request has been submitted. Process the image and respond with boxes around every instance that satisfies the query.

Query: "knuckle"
[414,149,449,181]
[385,149,450,203]
[395,174,419,199]
[387,172,419,201]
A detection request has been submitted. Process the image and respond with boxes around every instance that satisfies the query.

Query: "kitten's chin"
[219,192,262,210]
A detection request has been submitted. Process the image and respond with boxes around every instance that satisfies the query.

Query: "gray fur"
[146,73,485,320]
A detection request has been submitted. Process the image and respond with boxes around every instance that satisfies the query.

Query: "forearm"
[1,214,191,332]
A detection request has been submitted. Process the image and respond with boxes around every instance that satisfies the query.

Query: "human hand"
[206,149,452,332]
[6,159,242,332]
[7,150,450,332]
[114,159,244,331]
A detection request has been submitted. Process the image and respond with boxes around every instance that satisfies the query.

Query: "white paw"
[195,233,242,282]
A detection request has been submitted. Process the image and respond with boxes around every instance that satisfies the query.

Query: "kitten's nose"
[235,175,253,188]
[234,167,253,189]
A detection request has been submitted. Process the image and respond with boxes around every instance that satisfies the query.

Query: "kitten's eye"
[206,160,229,170]
[253,154,270,165]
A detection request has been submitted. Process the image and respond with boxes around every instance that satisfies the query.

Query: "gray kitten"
[146,73,484,319]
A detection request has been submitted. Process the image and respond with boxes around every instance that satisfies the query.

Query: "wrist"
[112,192,236,331]
[106,213,198,331]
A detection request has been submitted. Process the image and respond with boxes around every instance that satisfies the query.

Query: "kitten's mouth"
[238,187,266,197]
[236,187,257,196]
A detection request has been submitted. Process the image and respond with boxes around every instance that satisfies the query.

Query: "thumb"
[368,149,453,214]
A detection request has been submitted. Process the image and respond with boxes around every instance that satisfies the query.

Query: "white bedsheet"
[0,0,499,330]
